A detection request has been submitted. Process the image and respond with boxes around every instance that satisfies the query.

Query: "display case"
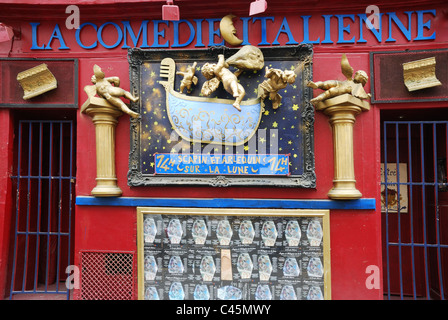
[137,207,331,300]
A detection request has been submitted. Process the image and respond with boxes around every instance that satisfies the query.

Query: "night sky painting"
[128,46,315,187]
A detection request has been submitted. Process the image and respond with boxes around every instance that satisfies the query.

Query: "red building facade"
[0,0,447,300]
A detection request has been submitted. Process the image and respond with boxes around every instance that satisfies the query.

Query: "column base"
[91,184,123,197]
[327,187,362,200]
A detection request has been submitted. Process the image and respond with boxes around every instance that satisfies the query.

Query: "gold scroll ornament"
[403,57,442,92]
[16,63,57,100]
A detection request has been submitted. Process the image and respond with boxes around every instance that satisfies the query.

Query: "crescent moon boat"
[159,58,263,146]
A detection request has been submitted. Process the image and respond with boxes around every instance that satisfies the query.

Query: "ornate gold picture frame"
[127,45,315,188]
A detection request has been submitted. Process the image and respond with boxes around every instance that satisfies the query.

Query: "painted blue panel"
[154,153,290,176]
[76,196,376,210]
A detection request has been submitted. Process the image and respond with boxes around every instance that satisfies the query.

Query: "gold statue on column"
[81,65,140,197]
[307,54,371,200]
[307,54,370,106]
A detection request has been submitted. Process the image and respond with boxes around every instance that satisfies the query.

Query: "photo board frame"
[137,207,331,300]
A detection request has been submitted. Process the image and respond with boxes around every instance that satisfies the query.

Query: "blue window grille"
[382,121,448,300]
[9,120,75,300]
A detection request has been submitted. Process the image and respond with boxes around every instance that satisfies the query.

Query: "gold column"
[81,96,123,197]
[315,94,370,200]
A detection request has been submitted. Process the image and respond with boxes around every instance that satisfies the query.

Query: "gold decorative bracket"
[16,63,57,100]
[403,57,442,92]
[315,94,370,200]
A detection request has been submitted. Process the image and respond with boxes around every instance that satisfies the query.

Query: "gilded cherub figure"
[201,54,245,112]
[176,62,198,93]
[86,64,140,118]
[307,54,371,106]
[258,67,297,109]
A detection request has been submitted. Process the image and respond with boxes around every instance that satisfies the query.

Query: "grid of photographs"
[142,214,325,300]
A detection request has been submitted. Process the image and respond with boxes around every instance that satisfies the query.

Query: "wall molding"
[76,196,376,210]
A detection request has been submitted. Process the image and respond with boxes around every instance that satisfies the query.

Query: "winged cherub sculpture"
[200,45,264,112]
[307,54,371,106]
[258,67,297,110]
[176,62,198,93]
[201,54,245,112]
[85,65,140,118]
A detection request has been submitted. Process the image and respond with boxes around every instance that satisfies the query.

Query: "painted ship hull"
[160,58,262,146]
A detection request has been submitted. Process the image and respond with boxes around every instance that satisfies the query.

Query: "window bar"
[66,121,74,300]
[21,122,33,293]
[55,123,63,294]
[45,122,54,292]
[420,123,430,299]
[9,122,23,299]
[433,123,445,299]
[32,123,43,293]
[388,243,448,248]
[395,122,404,300]
[383,121,391,300]
[444,124,448,299]
[407,123,417,299]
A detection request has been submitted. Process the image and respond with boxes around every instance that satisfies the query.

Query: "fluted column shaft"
[83,99,123,197]
[324,105,361,199]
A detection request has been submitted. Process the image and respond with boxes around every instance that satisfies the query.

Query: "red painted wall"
[1,0,447,300]
[0,110,14,299]
[73,46,382,301]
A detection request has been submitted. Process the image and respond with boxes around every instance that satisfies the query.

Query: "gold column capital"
[81,96,124,117]
[314,93,370,113]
